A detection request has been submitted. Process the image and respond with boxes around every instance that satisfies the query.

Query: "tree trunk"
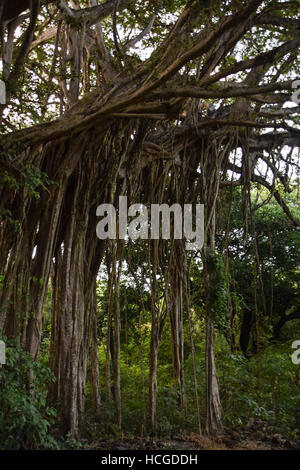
[149,322,159,432]
[48,162,92,436]
[90,283,101,413]
[203,213,223,436]
[205,314,223,435]
[113,252,122,430]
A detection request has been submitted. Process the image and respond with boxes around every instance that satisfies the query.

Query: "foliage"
[206,251,230,333]
[216,336,300,435]
[0,336,58,450]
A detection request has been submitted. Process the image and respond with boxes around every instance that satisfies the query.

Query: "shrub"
[0,336,58,449]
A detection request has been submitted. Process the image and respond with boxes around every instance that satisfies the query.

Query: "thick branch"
[153,81,294,100]
[58,0,134,27]
[125,15,156,50]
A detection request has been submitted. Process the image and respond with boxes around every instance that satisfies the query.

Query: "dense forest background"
[0,0,300,450]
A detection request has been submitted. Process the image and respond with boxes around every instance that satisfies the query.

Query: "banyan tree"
[0,0,299,438]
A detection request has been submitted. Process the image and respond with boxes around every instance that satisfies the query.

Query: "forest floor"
[84,424,300,451]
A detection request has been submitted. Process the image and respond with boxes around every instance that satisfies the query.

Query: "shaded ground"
[84,423,300,450]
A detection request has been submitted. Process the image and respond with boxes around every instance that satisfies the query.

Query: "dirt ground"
[85,424,300,451]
